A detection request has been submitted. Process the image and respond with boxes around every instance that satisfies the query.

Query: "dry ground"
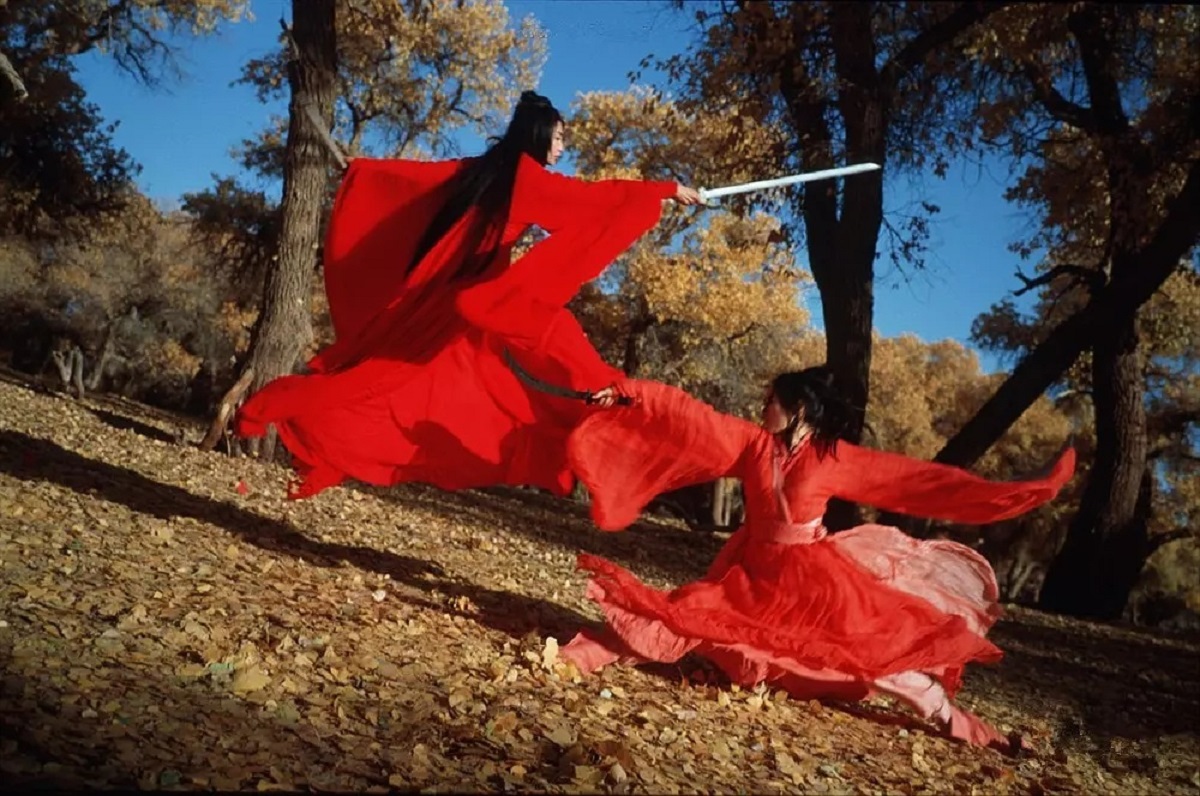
[0,371,1197,793]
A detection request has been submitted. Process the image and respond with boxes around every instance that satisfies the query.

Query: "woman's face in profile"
[547,122,565,166]
[761,389,791,434]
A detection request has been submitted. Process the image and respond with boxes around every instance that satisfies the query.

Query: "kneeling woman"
[563,367,1075,752]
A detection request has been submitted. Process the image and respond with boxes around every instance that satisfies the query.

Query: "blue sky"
[72,0,1039,374]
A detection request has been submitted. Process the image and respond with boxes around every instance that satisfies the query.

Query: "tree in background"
[0,0,247,386]
[567,89,808,410]
[656,1,1008,527]
[198,0,338,457]
[936,3,1200,619]
[0,195,245,408]
[975,266,1200,617]
[866,333,1076,600]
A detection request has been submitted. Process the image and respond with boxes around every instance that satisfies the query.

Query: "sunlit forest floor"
[1,370,1197,794]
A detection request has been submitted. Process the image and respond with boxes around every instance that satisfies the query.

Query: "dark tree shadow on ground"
[0,429,665,677]
[357,417,726,586]
[977,616,1200,742]
[4,425,1195,759]
[367,479,724,587]
[85,406,177,444]
[0,429,444,590]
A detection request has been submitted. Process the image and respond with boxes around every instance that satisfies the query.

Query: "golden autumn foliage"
[0,196,245,408]
[853,334,1073,483]
[238,0,547,159]
[564,88,809,415]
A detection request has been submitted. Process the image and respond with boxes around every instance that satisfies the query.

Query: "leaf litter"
[0,372,1197,793]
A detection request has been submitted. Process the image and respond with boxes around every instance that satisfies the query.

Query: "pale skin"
[549,122,704,206]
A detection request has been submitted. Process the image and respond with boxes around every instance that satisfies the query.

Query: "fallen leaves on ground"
[0,370,1197,793]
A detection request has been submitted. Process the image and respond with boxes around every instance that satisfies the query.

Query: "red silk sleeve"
[568,379,761,531]
[322,157,465,343]
[455,155,677,347]
[825,443,1076,524]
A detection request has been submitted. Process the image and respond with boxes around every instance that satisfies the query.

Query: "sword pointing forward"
[698,162,881,204]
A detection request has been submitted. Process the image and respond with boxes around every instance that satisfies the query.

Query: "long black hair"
[770,366,859,459]
[405,90,563,280]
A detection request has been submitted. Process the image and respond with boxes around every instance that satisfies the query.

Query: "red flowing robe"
[561,379,1076,747]
[235,154,676,498]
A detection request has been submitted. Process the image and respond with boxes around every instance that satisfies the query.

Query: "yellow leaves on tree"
[117,0,249,32]
[865,334,1072,475]
[629,213,800,341]
[337,0,546,154]
[858,332,1075,594]
[567,86,786,199]
[14,1,248,82]
[0,194,248,406]
[564,88,807,415]
[238,0,548,158]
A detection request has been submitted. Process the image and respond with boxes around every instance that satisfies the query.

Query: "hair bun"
[519,90,552,109]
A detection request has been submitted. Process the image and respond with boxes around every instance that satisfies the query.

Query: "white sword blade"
[699,162,881,203]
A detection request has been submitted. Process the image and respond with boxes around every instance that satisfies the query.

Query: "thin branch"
[1013,264,1106,296]
[1148,528,1194,552]
[300,101,347,170]
[1147,407,1200,438]
[881,2,1009,94]
[726,323,758,343]
[1052,387,1092,406]
[1148,444,1200,462]
[0,49,28,100]
[1020,63,1098,131]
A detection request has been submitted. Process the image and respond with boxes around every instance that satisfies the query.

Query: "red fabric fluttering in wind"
[559,379,1076,749]
[235,155,676,498]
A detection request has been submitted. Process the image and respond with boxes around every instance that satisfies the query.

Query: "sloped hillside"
[0,373,1197,793]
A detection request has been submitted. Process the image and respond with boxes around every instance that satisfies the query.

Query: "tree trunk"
[934,159,1200,470]
[712,478,734,528]
[201,0,337,457]
[69,346,85,397]
[50,347,73,388]
[1038,311,1153,620]
[86,322,117,392]
[0,48,27,100]
[1006,557,1038,603]
[796,3,887,530]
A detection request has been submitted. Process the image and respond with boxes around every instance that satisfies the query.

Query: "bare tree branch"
[881,2,1009,95]
[1013,264,1106,296]
[1148,528,1195,552]
[1021,63,1098,131]
[37,0,176,84]
[936,156,1200,467]
[1053,387,1092,406]
[0,49,28,100]
[726,323,758,343]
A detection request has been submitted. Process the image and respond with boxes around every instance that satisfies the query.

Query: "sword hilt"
[585,392,633,407]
